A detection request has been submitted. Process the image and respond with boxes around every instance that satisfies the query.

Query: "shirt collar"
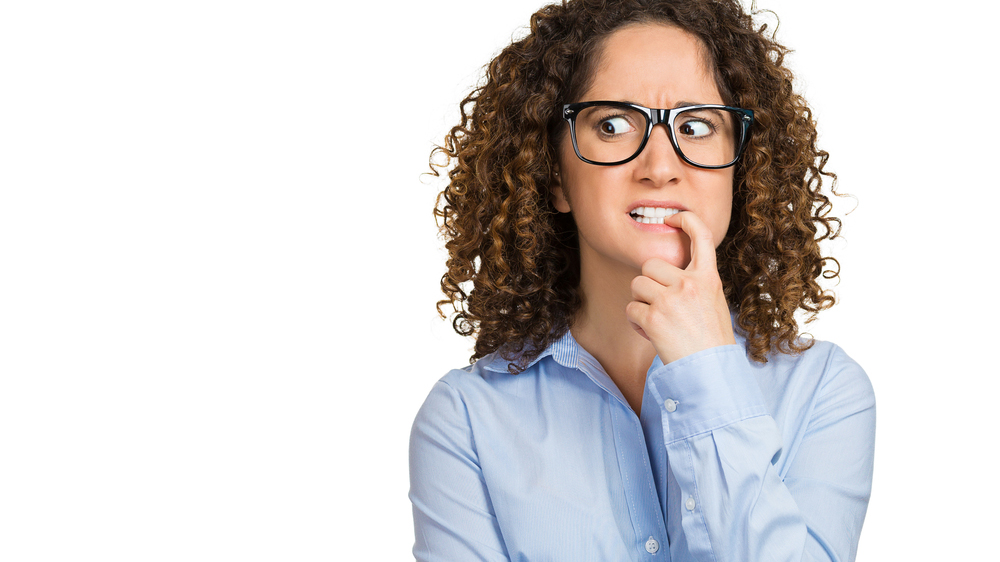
[479,329,632,408]
[479,308,745,376]
[482,309,743,370]
[481,329,577,373]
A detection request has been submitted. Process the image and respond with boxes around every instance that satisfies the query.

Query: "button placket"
[685,495,696,511]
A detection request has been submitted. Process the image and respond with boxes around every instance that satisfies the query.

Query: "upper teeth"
[631,207,681,224]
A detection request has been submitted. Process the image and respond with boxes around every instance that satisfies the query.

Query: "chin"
[636,244,690,270]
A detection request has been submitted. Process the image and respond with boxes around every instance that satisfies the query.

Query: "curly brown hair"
[431,0,842,371]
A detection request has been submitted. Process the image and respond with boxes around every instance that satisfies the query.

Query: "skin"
[550,23,737,416]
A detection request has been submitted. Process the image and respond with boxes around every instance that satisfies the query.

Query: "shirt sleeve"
[409,379,510,562]
[645,344,876,562]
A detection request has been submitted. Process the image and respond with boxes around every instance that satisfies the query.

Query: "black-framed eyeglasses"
[562,101,754,169]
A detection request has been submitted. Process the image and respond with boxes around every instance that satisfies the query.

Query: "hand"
[625,211,736,364]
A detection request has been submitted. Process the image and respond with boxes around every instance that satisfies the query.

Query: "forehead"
[584,24,722,107]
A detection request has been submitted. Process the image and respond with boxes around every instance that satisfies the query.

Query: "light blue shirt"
[409,329,875,561]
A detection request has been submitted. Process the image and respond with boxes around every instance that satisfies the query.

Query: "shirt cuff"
[646,344,768,444]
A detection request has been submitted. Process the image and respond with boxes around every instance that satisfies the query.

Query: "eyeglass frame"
[561,101,754,169]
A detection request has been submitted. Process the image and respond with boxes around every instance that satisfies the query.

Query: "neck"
[570,249,657,413]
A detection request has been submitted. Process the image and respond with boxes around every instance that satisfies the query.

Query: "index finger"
[663,211,718,271]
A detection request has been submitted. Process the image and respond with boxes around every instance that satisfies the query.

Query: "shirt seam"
[435,379,512,558]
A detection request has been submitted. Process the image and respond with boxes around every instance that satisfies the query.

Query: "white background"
[1,1,997,560]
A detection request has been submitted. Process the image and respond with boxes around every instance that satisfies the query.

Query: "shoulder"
[752,338,873,401]
[410,353,544,444]
[749,338,875,440]
[797,339,874,405]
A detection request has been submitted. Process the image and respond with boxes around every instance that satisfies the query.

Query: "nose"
[634,123,683,187]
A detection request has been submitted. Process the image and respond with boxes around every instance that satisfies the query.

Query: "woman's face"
[553,24,734,273]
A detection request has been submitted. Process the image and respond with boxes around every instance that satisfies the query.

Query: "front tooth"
[655,208,666,217]
[643,217,652,224]
[655,217,665,224]
[637,207,647,216]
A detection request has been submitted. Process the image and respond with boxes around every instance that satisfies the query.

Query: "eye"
[598,116,634,136]
[678,119,712,138]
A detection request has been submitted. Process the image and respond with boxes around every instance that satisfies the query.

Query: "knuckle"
[625,300,640,319]
[630,276,643,294]
[641,259,661,277]
[679,277,699,298]
[647,311,666,332]
[652,295,672,316]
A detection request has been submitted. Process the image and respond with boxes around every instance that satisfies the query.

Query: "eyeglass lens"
[574,105,740,166]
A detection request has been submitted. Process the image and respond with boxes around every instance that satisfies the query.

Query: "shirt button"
[685,496,696,511]
[645,536,659,554]
[664,399,677,412]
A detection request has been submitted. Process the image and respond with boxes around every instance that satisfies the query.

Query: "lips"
[629,205,683,224]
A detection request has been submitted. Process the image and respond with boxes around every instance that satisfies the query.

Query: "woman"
[410,0,875,560]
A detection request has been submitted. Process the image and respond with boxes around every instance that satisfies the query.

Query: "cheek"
[707,175,735,245]
[716,206,733,246]
[559,163,620,211]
